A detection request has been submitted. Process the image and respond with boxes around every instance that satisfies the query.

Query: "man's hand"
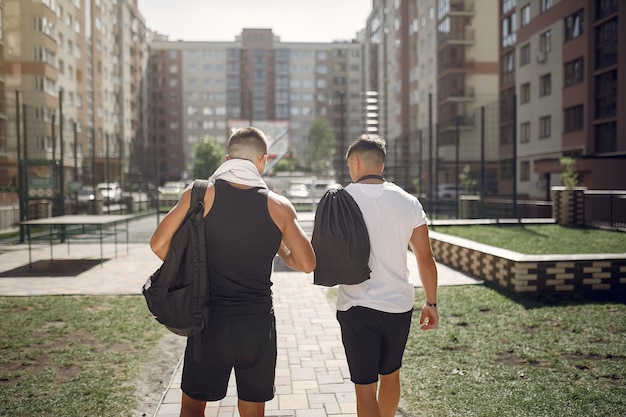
[419,304,439,330]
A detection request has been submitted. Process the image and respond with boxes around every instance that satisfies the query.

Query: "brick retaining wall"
[429,231,626,294]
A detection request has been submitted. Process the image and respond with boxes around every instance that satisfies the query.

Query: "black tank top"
[204,179,282,317]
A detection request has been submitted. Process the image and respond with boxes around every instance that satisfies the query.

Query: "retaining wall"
[429,231,626,294]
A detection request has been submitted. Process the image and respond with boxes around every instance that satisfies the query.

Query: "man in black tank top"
[150,127,316,417]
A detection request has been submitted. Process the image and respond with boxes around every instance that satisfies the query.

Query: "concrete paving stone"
[279,394,309,410]
[300,360,326,368]
[295,409,329,417]
[292,380,319,391]
[289,366,318,381]
[316,374,345,385]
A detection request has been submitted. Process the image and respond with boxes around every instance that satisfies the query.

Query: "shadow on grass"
[482,281,626,309]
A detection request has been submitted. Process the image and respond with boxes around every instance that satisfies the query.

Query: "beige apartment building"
[366,0,499,195]
[1,0,147,195]
[500,0,625,200]
[147,28,364,185]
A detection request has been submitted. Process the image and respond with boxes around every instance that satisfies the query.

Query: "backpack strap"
[189,179,210,362]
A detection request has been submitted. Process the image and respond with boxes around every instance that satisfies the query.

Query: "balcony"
[449,0,475,15]
[438,28,475,46]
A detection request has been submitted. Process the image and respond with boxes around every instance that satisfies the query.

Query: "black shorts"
[337,306,412,385]
[181,313,277,402]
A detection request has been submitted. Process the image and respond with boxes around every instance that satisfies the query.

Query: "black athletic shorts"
[337,306,413,385]
[181,313,277,402]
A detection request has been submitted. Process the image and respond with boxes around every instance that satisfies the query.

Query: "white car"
[77,187,101,203]
[312,181,341,198]
[97,182,122,202]
[287,183,310,198]
[158,182,187,199]
[437,184,465,199]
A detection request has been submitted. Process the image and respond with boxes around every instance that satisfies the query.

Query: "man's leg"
[378,369,401,417]
[180,392,206,417]
[354,382,382,417]
[237,399,265,417]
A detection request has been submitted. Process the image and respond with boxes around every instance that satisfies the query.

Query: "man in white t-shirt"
[336,134,439,417]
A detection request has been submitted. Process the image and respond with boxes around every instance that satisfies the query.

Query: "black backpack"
[311,187,371,286]
[143,180,210,360]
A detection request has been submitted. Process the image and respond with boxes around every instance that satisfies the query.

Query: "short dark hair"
[228,127,269,161]
[345,134,386,164]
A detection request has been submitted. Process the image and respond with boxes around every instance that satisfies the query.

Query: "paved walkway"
[0,213,481,417]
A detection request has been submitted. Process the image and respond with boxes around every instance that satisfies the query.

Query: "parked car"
[286,183,310,198]
[97,182,122,202]
[158,181,186,199]
[312,181,342,198]
[77,187,101,204]
[437,184,466,199]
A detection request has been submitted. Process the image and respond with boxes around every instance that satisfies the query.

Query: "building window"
[520,44,530,66]
[539,73,551,96]
[501,51,515,85]
[596,0,618,20]
[594,70,617,119]
[502,12,517,47]
[502,0,516,15]
[168,50,178,59]
[595,18,617,70]
[564,105,584,132]
[540,0,552,13]
[564,10,584,41]
[500,124,514,145]
[520,83,530,104]
[564,57,584,87]
[594,122,616,153]
[520,161,530,181]
[521,4,530,27]
[539,30,551,53]
[520,122,531,143]
[539,116,551,138]
[500,159,513,180]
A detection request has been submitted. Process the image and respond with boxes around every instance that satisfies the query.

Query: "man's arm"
[149,187,192,261]
[409,224,439,330]
[268,193,316,273]
[150,183,214,261]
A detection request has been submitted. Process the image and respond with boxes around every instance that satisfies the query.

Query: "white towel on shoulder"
[208,159,267,189]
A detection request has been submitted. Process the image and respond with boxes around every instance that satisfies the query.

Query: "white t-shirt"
[336,181,428,313]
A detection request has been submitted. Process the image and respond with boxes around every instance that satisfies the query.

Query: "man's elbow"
[301,258,316,274]
[149,237,167,261]
[294,253,316,274]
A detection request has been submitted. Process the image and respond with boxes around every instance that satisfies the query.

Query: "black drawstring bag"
[311,188,371,286]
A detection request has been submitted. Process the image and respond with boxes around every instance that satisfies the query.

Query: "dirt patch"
[130,332,187,417]
[0,259,106,277]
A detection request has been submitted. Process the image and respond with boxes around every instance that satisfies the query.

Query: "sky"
[138,0,372,43]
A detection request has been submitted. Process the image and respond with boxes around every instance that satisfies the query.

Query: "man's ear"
[225,154,230,161]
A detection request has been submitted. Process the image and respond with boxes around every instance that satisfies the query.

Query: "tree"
[559,156,578,188]
[190,137,225,179]
[271,156,297,173]
[459,165,477,194]
[304,117,335,176]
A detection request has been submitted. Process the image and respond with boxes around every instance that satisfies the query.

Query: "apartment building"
[436,0,500,192]
[365,0,499,194]
[0,2,7,185]
[500,0,625,200]
[147,28,364,185]
[1,0,147,193]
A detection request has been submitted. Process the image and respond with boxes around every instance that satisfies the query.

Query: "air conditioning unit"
[536,51,547,63]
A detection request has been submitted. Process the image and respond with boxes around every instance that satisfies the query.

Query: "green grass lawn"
[430,224,626,254]
[403,285,626,417]
[0,296,167,417]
